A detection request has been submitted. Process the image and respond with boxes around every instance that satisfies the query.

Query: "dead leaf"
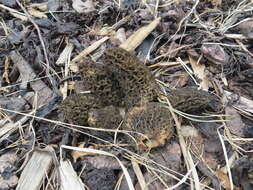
[231,157,253,189]
[188,53,210,90]
[139,172,164,190]
[0,152,18,189]
[209,0,222,6]
[85,155,126,169]
[47,0,61,11]
[216,170,232,190]
[0,152,18,173]
[201,44,229,65]
[181,125,199,137]
[3,56,10,83]
[150,142,182,170]
[71,143,97,162]
[72,0,95,13]
[175,74,189,88]
[225,106,245,137]
[28,2,48,11]
[83,168,116,190]
[0,175,19,190]
[147,142,182,188]
[237,18,253,39]
[27,7,47,18]
[202,44,229,65]
[203,152,218,170]
[204,139,222,153]
[184,126,204,156]
[0,97,26,118]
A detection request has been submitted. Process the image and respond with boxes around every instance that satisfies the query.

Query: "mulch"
[0,0,253,189]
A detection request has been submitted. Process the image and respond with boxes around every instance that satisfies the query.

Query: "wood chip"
[16,147,54,190]
[70,36,109,71]
[10,51,56,107]
[120,17,161,51]
[56,42,74,66]
[59,160,85,190]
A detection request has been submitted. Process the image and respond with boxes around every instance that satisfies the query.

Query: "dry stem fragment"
[120,17,161,51]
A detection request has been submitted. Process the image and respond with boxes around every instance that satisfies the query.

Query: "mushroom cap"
[103,48,159,108]
[59,94,102,126]
[166,87,219,112]
[124,102,174,151]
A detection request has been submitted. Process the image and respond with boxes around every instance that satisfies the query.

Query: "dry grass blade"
[217,126,234,190]
[165,167,194,190]
[2,0,253,189]
[0,107,217,189]
[218,1,253,33]
[15,0,58,90]
[0,71,63,91]
[61,145,135,190]
[163,96,201,190]
[162,106,227,123]
[3,56,10,83]
[131,158,148,190]
[224,90,253,114]
[224,33,247,39]
[0,4,28,21]
[124,152,216,190]
[0,121,22,143]
[177,57,200,87]
[0,109,35,143]
[148,60,190,68]
[235,39,253,57]
[96,15,132,36]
